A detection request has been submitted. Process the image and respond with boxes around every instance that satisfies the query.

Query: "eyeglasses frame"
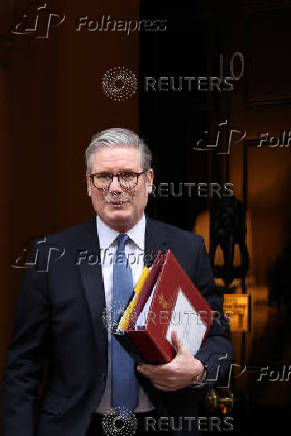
[89,170,147,190]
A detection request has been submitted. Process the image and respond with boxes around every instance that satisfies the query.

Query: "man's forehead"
[91,147,141,170]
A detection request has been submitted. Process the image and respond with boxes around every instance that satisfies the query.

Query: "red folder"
[115,249,213,364]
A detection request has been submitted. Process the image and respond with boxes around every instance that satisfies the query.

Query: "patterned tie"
[111,234,139,415]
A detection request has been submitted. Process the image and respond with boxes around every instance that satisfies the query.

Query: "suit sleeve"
[193,236,233,389]
[2,243,50,436]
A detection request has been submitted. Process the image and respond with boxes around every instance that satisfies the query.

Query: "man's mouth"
[106,200,129,206]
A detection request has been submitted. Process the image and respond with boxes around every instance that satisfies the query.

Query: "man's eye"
[120,173,134,180]
[98,174,112,180]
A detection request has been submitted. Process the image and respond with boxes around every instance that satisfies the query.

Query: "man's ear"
[146,169,154,194]
[86,175,92,197]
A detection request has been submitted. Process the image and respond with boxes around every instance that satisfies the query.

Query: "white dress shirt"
[95,214,154,414]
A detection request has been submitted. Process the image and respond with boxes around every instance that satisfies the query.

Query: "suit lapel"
[78,218,107,354]
[144,215,169,264]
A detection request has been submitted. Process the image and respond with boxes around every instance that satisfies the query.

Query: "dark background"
[0,1,290,435]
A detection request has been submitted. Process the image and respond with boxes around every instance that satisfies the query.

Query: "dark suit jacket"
[3,216,233,436]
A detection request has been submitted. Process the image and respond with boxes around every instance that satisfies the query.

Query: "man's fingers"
[171,330,184,354]
[153,383,181,391]
[138,368,174,384]
[153,383,168,390]
[140,371,169,383]
[137,363,171,375]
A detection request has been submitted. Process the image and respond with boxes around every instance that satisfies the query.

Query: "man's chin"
[105,202,130,215]
[103,208,134,230]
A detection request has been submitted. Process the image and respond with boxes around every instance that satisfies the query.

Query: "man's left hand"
[137,330,205,391]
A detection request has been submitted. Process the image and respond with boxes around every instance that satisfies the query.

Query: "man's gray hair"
[85,128,152,174]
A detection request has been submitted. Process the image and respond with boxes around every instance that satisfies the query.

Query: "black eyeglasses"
[89,171,147,190]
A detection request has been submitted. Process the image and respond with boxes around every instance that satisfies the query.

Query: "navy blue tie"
[111,234,139,415]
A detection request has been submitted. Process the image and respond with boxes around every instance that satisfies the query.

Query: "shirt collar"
[96,214,145,250]
[127,215,145,250]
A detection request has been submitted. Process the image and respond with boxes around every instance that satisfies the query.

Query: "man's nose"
[108,175,123,192]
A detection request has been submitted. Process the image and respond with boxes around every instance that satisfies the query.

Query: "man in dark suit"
[3,128,233,436]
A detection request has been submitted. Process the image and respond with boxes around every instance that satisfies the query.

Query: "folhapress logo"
[10,2,65,39]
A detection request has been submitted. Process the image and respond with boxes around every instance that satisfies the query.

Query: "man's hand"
[137,330,205,391]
